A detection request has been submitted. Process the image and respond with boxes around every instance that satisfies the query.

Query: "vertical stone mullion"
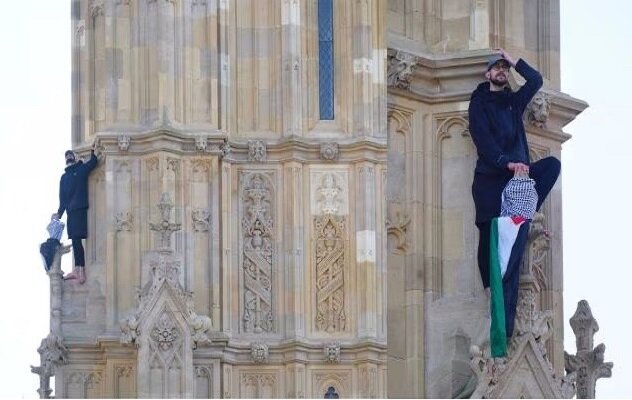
[283,162,304,337]
[355,162,377,337]
[352,0,373,137]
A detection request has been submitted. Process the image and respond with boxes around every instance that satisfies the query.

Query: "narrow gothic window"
[318,0,334,120]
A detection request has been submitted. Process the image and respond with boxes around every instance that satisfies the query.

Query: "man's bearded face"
[488,61,510,86]
[65,153,76,165]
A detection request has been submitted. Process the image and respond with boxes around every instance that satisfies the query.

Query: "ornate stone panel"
[435,113,477,298]
[114,365,135,399]
[194,365,214,399]
[64,371,103,399]
[314,214,347,333]
[312,370,351,399]
[240,172,276,334]
[310,171,348,217]
[239,371,279,398]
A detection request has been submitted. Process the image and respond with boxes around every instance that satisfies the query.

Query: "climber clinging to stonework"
[468,49,560,353]
[51,141,101,284]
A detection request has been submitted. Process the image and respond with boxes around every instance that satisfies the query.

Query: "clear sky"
[0,0,629,398]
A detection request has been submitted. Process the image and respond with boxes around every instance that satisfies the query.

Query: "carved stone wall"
[51,0,387,398]
[386,1,587,396]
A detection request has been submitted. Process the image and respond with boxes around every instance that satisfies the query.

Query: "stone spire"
[564,300,613,398]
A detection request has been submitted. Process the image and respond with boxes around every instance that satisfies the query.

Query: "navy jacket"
[57,152,98,217]
[468,59,543,175]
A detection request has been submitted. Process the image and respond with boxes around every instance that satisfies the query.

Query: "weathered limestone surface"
[37,1,601,399]
[43,0,387,398]
[386,0,587,398]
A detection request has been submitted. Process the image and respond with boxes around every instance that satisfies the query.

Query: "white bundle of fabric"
[500,174,538,220]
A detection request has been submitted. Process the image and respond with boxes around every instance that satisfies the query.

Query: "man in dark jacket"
[469,49,560,338]
[52,145,100,284]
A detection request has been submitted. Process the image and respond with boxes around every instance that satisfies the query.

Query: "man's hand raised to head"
[495,48,517,68]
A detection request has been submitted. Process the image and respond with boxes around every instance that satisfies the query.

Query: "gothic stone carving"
[387,49,419,90]
[250,343,269,363]
[324,343,341,363]
[30,333,68,399]
[241,172,275,333]
[320,143,339,161]
[114,211,134,232]
[314,214,346,333]
[467,262,574,398]
[149,193,181,250]
[386,210,411,253]
[526,91,551,128]
[151,312,180,352]
[527,212,550,290]
[118,135,130,151]
[241,373,277,398]
[120,194,212,349]
[565,300,613,399]
[195,136,208,152]
[192,208,211,232]
[316,173,343,215]
[248,140,267,162]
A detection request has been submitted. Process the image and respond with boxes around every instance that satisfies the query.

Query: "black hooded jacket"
[57,152,98,217]
[468,59,543,175]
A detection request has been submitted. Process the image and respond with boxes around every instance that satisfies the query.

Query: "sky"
[0,0,630,398]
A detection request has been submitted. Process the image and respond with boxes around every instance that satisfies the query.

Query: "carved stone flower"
[250,342,269,363]
[320,143,339,161]
[248,140,267,162]
[324,342,341,363]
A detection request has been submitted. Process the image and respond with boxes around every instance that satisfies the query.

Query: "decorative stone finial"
[31,333,68,399]
[149,193,181,251]
[565,300,613,399]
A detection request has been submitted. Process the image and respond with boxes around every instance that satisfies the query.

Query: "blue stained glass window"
[318,0,334,120]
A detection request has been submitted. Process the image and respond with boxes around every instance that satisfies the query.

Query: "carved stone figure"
[192,208,211,232]
[387,50,418,90]
[195,136,208,152]
[30,333,69,399]
[251,343,269,363]
[118,135,130,151]
[114,211,134,232]
[526,91,551,128]
[120,314,139,345]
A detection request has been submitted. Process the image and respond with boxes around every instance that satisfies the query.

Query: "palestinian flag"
[489,215,527,357]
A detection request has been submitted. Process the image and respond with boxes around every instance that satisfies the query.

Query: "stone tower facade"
[385,0,586,398]
[41,0,387,398]
[34,1,593,399]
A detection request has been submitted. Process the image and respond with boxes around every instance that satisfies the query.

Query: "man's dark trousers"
[475,156,560,337]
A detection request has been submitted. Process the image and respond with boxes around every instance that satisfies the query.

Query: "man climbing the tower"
[51,141,102,284]
[468,48,560,352]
